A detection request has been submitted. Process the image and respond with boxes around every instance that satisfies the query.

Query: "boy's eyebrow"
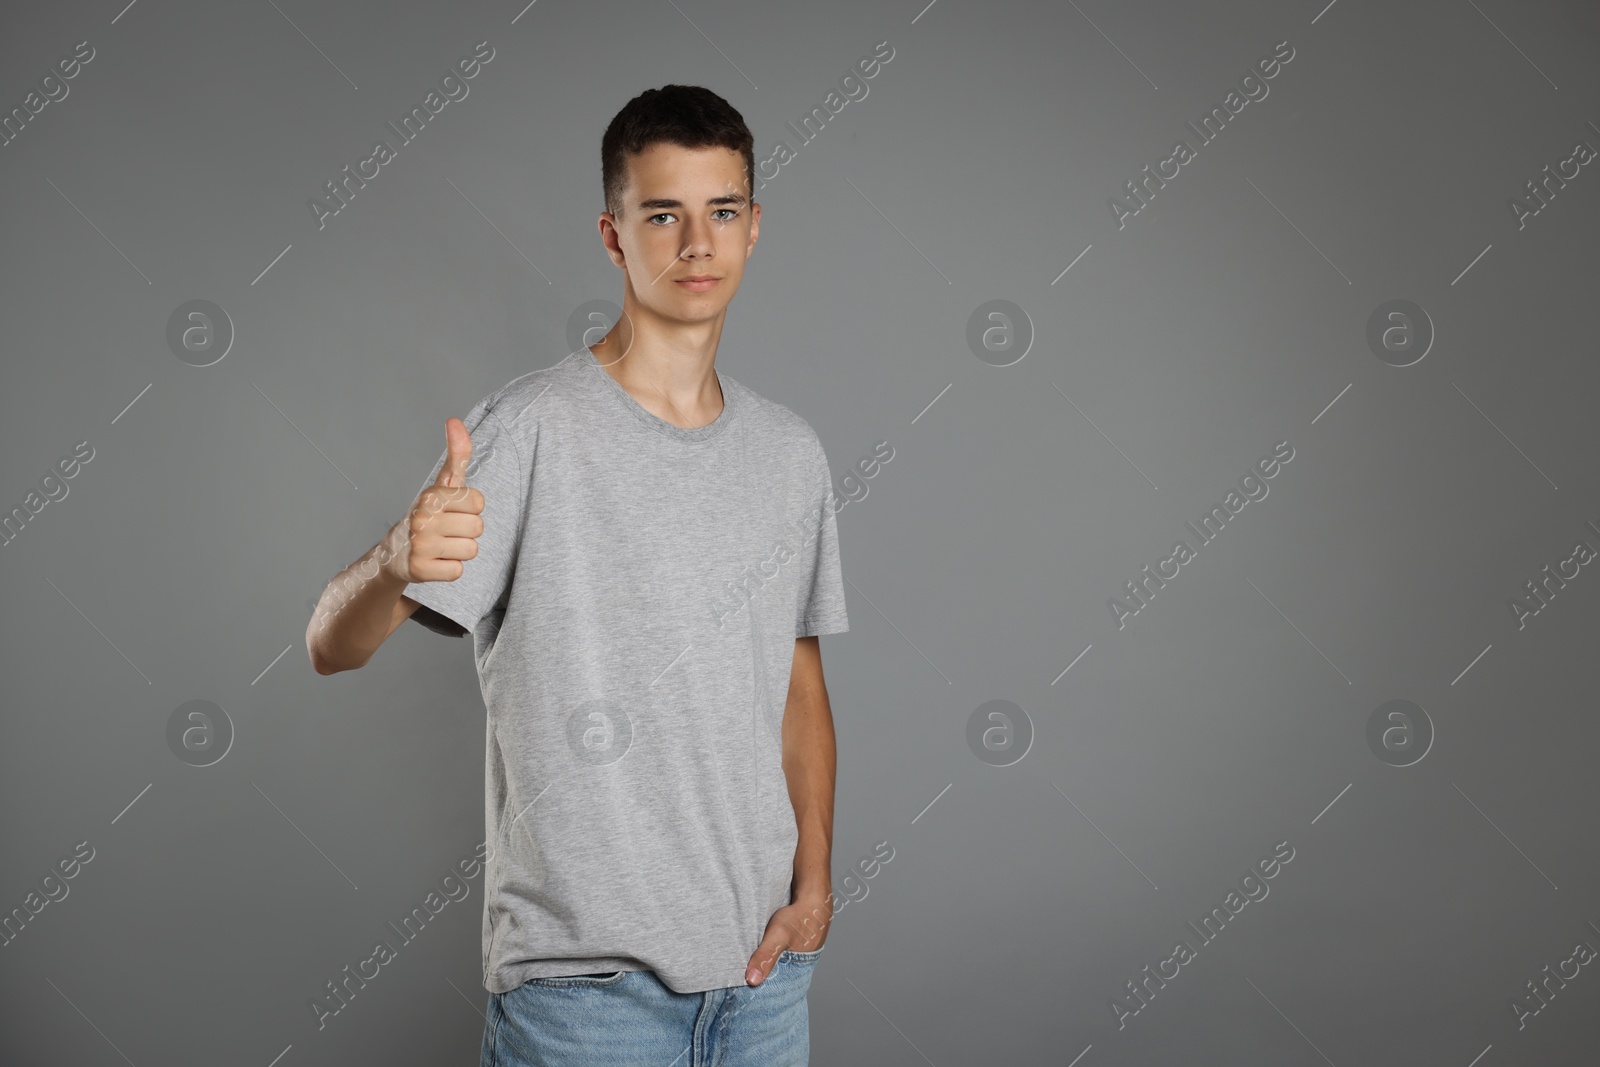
[637,193,749,210]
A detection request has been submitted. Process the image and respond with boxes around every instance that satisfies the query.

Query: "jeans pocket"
[523,970,630,987]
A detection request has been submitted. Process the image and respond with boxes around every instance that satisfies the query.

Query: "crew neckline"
[578,345,740,441]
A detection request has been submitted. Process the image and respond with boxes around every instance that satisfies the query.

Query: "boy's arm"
[748,636,837,983]
[305,536,420,674]
[307,418,484,674]
[781,635,837,922]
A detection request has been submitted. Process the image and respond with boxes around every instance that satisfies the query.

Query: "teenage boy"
[307,85,849,1066]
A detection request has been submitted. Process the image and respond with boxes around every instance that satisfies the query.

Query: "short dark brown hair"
[601,85,755,218]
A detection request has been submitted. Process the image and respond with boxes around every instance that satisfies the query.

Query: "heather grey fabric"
[401,347,848,994]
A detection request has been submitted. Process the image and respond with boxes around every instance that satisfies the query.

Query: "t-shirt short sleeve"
[401,397,528,638]
[796,438,850,638]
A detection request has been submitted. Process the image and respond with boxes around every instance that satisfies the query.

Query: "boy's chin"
[639,295,735,324]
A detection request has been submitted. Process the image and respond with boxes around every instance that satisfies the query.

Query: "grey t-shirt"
[401,346,849,995]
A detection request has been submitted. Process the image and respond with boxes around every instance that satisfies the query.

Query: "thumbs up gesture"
[385,418,486,584]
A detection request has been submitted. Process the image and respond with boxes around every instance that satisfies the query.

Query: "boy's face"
[600,142,759,327]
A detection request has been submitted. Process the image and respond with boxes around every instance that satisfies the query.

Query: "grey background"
[3,0,1598,1064]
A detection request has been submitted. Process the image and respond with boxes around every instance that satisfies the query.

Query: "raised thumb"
[434,417,473,488]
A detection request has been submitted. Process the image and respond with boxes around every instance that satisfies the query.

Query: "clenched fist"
[384,417,486,584]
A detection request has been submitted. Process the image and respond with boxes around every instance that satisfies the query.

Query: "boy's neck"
[591,309,726,430]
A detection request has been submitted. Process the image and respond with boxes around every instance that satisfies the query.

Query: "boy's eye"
[646,209,740,225]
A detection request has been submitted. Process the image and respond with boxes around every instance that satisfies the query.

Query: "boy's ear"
[598,212,628,270]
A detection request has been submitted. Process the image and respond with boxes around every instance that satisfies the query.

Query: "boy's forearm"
[307,525,409,674]
[783,685,837,903]
[792,810,833,903]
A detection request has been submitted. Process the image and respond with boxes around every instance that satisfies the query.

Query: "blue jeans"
[480,948,822,1066]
